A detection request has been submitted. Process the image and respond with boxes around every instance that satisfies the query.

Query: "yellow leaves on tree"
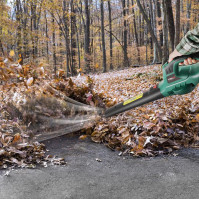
[9,50,15,57]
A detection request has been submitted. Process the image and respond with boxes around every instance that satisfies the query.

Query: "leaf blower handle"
[165,52,199,79]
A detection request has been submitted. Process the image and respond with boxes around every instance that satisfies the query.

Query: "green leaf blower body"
[105,53,199,118]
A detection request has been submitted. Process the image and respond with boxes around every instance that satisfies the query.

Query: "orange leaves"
[69,78,74,87]
[86,75,93,85]
[58,69,65,78]
[23,65,30,76]
[12,133,21,143]
[0,56,47,90]
[195,114,199,122]
[79,135,88,140]
[131,136,146,153]
[106,101,116,107]
[77,68,82,73]
[95,63,99,69]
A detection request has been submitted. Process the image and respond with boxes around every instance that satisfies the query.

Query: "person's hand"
[168,49,182,62]
[169,49,199,66]
[179,57,198,66]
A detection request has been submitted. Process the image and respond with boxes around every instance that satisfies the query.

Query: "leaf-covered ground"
[74,65,199,156]
[0,56,199,168]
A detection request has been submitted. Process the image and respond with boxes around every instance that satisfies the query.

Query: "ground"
[1,133,199,199]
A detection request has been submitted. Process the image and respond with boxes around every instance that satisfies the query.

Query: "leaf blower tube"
[104,52,199,118]
[105,86,164,118]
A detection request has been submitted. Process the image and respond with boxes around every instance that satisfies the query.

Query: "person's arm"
[169,23,199,63]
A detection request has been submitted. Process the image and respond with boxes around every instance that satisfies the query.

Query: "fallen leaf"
[26,77,34,86]
[79,135,88,140]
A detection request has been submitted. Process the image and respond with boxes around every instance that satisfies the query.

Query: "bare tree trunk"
[165,0,175,51]
[84,0,91,72]
[76,24,81,69]
[63,0,70,76]
[16,0,23,59]
[175,0,180,47]
[145,24,148,65]
[22,0,29,59]
[131,0,140,64]
[108,0,113,70]
[152,0,158,63]
[138,11,141,46]
[0,27,4,56]
[30,1,36,59]
[136,0,162,60]
[100,0,107,72]
[156,0,163,46]
[51,15,57,75]
[185,0,191,33]
[161,0,169,63]
[70,0,77,76]
[121,0,129,67]
[44,10,49,62]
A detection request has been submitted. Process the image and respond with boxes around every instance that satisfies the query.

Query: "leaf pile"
[75,66,199,156]
[0,57,104,168]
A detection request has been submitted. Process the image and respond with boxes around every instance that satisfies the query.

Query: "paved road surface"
[1,134,199,199]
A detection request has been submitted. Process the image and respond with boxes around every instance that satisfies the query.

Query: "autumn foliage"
[0,54,199,168]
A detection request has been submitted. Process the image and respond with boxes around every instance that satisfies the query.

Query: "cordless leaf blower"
[105,52,199,118]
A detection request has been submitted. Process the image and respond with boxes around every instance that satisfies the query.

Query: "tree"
[0,0,7,56]
[84,0,91,72]
[51,14,57,75]
[1,0,197,74]
[165,0,175,51]
[151,0,158,63]
[70,0,77,76]
[161,0,169,63]
[136,0,162,61]
[108,0,113,70]
[121,0,129,67]
[156,0,163,46]
[16,0,23,58]
[131,0,140,64]
[100,0,106,72]
[185,0,191,34]
[175,0,180,47]
[63,0,71,76]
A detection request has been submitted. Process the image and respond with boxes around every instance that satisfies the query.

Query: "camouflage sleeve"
[176,23,199,55]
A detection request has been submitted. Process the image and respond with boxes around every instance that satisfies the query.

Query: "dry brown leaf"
[79,135,88,140]
[26,77,34,86]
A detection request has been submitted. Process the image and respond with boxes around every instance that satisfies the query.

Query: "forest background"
[0,0,198,76]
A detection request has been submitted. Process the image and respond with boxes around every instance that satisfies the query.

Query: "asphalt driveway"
[1,134,199,199]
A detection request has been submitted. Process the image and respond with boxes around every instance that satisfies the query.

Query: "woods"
[0,0,198,76]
